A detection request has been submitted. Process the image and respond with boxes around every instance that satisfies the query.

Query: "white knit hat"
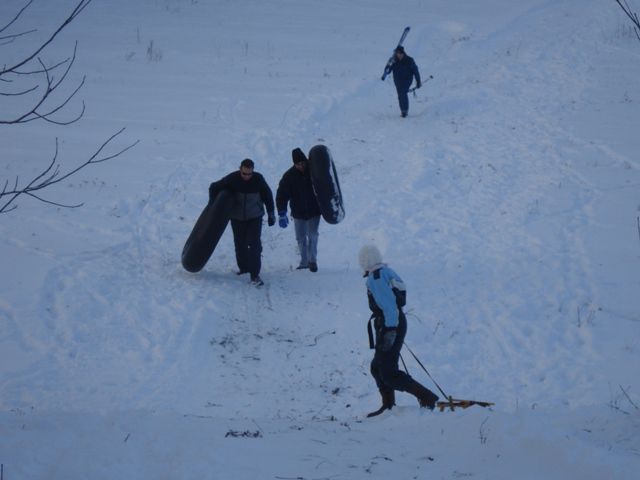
[358,244,384,272]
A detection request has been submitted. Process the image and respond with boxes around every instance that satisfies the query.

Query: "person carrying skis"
[358,244,438,416]
[209,158,275,286]
[276,148,322,272]
[390,45,421,117]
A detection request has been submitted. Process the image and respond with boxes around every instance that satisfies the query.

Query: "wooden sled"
[436,396,494,412]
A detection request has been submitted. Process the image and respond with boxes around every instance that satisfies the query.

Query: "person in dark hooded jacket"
[390,45,421,117]
[209,158,275,286]
[276,148,322,271]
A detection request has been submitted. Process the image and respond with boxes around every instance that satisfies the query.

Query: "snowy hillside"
[1,0,639,478]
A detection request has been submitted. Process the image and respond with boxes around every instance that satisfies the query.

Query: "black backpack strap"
[367,314,376,349]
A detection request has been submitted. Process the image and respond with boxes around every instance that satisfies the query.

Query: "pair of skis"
[381,26,410,81]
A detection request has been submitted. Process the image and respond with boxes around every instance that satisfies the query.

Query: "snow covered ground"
[1,0,639,478]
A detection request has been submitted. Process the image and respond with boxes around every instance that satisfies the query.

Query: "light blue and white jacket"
[366,264,407,329]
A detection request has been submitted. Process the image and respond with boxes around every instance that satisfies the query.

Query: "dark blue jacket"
[392,55,420,91]
[276,166,321,220]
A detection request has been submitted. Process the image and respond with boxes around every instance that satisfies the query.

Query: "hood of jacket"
[358,244,384,273]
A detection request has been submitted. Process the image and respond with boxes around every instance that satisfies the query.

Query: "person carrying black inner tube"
[276,148,322,272]
[209,158,275,286]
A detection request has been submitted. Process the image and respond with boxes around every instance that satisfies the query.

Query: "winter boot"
[367,389,395,418]
[382,389,396,409]
[405,381,438,410]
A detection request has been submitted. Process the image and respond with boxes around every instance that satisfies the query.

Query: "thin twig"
[306,330,336,347]
[13,57,72,76]
[0,28,37,43]
[0,84,38,96]
[615,0,640,41]
[0,0,34,35]
[25,191,83,209]
[286,330,336,359]
[0,130,139,213]
[479,417,489,444]
[577,306,582,328]
[404,309,421,323]
[620,385,639,410]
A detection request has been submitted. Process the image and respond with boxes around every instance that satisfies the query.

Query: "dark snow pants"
[231,217,263,277]
[395,85,410,114]
[370,311,414,393]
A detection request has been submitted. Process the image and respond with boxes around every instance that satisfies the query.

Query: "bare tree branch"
[0,0,94,76]
[615,0,640,41]
[0,130,140,213]
[0,0,140,215]
[0,0,34,35]
[0,43,86,125]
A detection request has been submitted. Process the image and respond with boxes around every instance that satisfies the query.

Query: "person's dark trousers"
[396,87,409,115]
[370,312,414,392]
[231,217,263,277]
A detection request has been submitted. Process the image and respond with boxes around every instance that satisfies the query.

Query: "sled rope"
[403,342,449,399]
[402,343,494,411]
[399,352,410,375]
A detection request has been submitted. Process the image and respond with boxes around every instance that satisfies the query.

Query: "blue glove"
[278,212,288,228]
[380,328,397,352]
[268,213,276,227]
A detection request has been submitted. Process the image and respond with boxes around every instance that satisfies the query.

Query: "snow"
[1,0,639,478]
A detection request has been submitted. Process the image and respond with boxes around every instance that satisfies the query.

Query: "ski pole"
[403,342,449,399]
[409,75,434,95]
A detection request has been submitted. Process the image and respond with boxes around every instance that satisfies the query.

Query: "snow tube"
[181,190,233,272]
[308,145,345,225]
